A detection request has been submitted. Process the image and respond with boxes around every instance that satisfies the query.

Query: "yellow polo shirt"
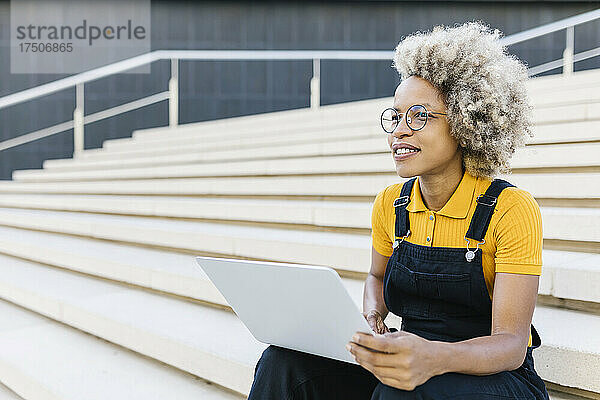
[371,170,543,346]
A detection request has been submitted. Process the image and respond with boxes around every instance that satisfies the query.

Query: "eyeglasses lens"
[407,105,427,130]
[381,108,398,133]
[380,105,428,133]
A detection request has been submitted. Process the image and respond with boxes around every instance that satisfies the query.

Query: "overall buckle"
[393,196,409,207]
[476,194,497,207]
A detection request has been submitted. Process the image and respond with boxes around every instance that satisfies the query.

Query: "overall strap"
[393,177,417,240]
[465,178,515,241]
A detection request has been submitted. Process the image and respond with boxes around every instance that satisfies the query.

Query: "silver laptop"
[195,255,377,365]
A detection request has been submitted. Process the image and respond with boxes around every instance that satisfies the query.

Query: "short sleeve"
[371,187,394,257]
[493,189,543,275]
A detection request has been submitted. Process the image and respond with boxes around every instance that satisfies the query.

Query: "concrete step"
[126,96,391,142]
[535,101,600,125]
[0,173,598,199]
[93,113,600,158]
[532,86,600,109]
[0,251,597,397]
[0,212,597,305]
[526,67,600,94]
[0,253,267,397]
[0,207,371,274]
[532,307,600,396]
[0,297,243,400]
[74,125,381,164]
[46,132,389,171]
[38,119,600,172]
[0,195,596,243]
[11,143,600,182]
[548,390,593,400]
[125,71,600,143]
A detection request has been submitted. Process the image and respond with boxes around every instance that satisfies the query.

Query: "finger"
[369,365,406,388]
[348,342,398,368]
[352,332,398,353]
[355,360,410,391]
[366,316,378,329]
[372,318,382,332]
[379,319,390,333]
[365,317,378,333]
[352,341,387,354]
[378,375,415,391]
[356,360,416,392]
[359,330,412,350]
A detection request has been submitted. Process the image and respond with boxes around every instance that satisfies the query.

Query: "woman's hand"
[362,309,391,334]
[346,330,442,391]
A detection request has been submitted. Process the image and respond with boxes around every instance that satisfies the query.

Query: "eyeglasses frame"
[380,104,448,133]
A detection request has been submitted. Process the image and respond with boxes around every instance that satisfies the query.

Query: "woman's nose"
[392,118,413,138]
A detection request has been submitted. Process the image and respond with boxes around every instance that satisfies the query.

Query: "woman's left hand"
[346,330,442,391]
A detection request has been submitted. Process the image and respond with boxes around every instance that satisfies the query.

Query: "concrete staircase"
[0,68,598,399]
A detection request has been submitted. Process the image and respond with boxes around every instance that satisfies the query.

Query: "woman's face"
[387,76,462,179]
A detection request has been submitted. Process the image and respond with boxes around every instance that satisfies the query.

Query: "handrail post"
[563,25,574,75]
[310,58,320,110]
[169,58,179,127]
[73,83,84,158]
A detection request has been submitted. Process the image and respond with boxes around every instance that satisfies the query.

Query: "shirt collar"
[406,170,477,219]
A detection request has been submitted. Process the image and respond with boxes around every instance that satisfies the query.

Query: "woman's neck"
[418,165,465,212]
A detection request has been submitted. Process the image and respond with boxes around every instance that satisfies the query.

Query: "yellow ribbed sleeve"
[493,189,543,275]
[371,186,394,258]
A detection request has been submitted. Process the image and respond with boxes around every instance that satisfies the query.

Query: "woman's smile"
[390,140,422,162]
[393,148,420,161]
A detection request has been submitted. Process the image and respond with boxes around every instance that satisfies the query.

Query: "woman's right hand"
[362,309,391,334]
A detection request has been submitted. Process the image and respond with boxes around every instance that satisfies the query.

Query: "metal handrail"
[500,8,600,46]
[0,50,392,111]
[0,8,598,156]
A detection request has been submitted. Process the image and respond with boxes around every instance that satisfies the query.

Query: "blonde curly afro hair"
[392,21,534,179]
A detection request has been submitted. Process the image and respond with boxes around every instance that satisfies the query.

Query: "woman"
[248,21,549,400]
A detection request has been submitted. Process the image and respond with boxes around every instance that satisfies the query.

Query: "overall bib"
[371,177,549,400]
[248,177,550,400]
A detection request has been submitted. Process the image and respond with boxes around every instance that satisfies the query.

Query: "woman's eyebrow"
[393,102,434,111]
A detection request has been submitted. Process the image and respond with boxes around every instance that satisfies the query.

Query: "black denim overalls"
[370,177,550,399]
[248,177,550,400]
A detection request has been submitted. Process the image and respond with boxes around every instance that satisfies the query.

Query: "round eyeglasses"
[380,105,447,133]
